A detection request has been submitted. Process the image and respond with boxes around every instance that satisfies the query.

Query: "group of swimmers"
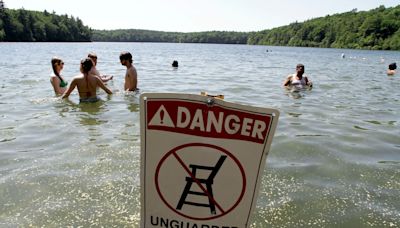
[50,51,138,102]
[51,52,396,102]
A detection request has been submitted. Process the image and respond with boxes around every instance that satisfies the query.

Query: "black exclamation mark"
[160,109,165,124]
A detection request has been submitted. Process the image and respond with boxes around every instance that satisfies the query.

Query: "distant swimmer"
[172,60,178,68]
[50,57,68,95]
[387,62,397,75]
[283,63,313,89]
[120,51,138,92]
[88,52,113,83]
[62,58,112,102]
[341,53,345,59]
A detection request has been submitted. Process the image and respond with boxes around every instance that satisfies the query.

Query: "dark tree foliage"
[247,5,400,50]
[92,29,249,44]
[1,4,400,50]
[0,8,91,42]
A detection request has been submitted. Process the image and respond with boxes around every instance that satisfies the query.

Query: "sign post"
[140,93,279,228]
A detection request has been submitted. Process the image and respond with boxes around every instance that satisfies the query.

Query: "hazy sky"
[5,0,400,32]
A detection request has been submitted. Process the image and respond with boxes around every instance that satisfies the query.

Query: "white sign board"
[140,93,279,228]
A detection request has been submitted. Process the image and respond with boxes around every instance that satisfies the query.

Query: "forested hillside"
[1,4,400,50]
[0,8,91,42]
[92,29,248,44]
[248,5,400,50]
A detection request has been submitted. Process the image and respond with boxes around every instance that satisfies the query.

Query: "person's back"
[73,73,103,101]
[62,58,112,102]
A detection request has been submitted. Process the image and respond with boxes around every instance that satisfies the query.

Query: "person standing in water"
[50,57,68,95]
[62,58,112,102]
[283,63,313,89]
[87,52,113,82]
[119,51,138,92]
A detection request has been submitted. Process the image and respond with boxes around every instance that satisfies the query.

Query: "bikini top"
[59,79,68,88]
[55,74,68,88]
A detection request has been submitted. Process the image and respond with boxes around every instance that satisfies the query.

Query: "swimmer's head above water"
[80,58,94,73]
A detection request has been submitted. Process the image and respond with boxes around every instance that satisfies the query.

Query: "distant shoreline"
[2,5,399,50]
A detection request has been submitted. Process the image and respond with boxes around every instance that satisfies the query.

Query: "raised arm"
[96,77,113,95]
[61,79,77,99]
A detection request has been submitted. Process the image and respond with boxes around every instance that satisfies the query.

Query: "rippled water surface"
[0,42,399,227]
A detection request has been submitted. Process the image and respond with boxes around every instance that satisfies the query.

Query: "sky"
[5,0,400,32]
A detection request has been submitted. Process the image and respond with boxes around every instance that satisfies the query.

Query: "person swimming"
[50,57,68,95]
[387,62,396,75]
[62,58,112,102]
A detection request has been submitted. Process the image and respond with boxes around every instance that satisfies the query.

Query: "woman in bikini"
[50,57,68,95]
[62,58,112,102]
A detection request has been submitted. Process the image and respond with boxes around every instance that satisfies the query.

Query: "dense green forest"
[92,29,248,44]
[1,3,400,50]
[248,5,400,50]
[0,8,91,41]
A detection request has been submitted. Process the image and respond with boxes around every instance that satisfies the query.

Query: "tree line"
[0,8,91,42]
[92,29,248,44]
[1,5,400,50]
[248,5,400,50]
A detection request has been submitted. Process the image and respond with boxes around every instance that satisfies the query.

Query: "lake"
[0,42,399,227]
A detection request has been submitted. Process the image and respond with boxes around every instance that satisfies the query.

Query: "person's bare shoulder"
[128,66,137,77]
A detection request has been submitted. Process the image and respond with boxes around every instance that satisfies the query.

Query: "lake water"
[0,42,399,227]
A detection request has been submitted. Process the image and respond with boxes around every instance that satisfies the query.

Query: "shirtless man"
[88,52,113,83]
[387,62,396,75]
[119,51,138,91]
[283,63,312,89]
[62,58,112,102]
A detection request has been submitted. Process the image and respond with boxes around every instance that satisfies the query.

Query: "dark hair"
[389,62,397,70]
[51,57,63,77]
[296,63,304,68]
[119,51,133,63]
[81,58,93,73]
[172,60,178,67]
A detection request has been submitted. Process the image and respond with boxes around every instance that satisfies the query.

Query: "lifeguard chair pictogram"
[176,155,227,215]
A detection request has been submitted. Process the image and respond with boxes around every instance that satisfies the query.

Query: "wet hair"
[51,57,63,77]
[88,52,97,59]
[119,51,133,63]
[81,58,94,73]
[388,62,397,70]
[172,60,178,67]
[296,63,305,69]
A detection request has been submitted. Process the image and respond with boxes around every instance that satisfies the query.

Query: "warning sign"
[140,93,279,228]
[155,143,246,221]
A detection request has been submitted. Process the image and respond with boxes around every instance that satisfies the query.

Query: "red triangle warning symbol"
[149,105,175,127]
